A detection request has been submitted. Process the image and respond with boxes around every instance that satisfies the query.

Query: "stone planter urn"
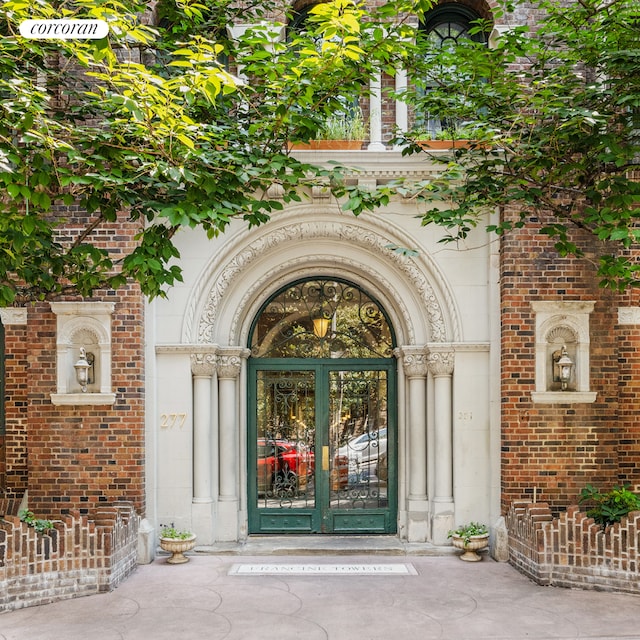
[450,533,490,562]
[448,522,489,562]
[159,533,196,564]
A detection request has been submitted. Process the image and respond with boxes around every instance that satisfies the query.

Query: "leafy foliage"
[3,0,640,302]
[448,521,488,544]
[397,0,640,290]
[159,524,194,539]
[0,0,415,303]
[578,484,640,527]
[19,509,55,534]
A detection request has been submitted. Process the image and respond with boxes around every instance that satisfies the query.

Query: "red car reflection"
[257,439,315,494]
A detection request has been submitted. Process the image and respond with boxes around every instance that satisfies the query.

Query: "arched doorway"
[247,277,397,534]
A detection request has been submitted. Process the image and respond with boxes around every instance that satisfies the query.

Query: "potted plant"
[289,110,367,150]
[448,521,489,562]
[158,524,197,564]
[413,123,483,149]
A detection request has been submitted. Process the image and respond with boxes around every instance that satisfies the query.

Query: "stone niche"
[49,302,116,406]
[530,300,597,404]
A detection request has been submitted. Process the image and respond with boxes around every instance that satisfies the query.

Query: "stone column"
[190,350,217,544]
[401,346,429,542]
[395,67,408,141]
[216,347,249,541]
[191,352,216,504]
[368,72,386,151]
[428,346,455,544]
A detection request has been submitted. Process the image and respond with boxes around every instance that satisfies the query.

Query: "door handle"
[322,446,329,471]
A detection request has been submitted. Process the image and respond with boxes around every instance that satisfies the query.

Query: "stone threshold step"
[193,535,456,556]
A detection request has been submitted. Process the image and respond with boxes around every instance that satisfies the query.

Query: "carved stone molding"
[427,348,454,377]
[399,346,429,378]
[189,215,456,346]
[531,299,594,399]
[618,307,640,325]
[49,301,115,404]
[191,352,217,377]
[0,308,27,325]
[217,348,250,379]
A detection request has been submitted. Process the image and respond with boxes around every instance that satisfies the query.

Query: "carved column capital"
[217,347,250,379]
[427,348,454,377]
[191,352,217,377]
[399,346,429,378]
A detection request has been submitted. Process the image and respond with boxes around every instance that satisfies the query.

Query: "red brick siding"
[500,211,638,514]
[615,308,640,491]
[2,216,145,519]
[24,291,145,519]
[3,320,29,499]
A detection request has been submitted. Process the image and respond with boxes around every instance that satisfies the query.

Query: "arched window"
[416,3,490,137]
[421,4,488,48]
[288,4,315,39]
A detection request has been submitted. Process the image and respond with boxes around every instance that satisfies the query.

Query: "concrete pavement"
[1,540,639,639]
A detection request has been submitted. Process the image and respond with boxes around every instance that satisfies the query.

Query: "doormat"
[229,563,417,575]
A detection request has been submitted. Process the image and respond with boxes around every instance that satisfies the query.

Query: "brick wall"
[615,309,640,489]
[0,502,138,612]
[2,217,146,519]
[506,501,640,594]
[21,293,145,518]
[499,213,637,513]
[3,317,29,500]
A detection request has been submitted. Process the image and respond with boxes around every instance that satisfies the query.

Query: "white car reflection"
[335,428,387,485]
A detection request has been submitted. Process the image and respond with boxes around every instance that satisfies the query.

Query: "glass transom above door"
[250,278,394,358]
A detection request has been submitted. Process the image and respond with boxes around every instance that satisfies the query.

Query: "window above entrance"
[250,278,394,358]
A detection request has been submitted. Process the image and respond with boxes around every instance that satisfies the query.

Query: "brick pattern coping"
[0,502,139,612]
[506,501,640,594]
[0,497,22,518]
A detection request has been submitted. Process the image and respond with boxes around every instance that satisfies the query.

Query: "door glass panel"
[329,370,388,509]
[255,371,316,509]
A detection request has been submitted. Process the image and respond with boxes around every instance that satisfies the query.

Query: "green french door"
[247,278,397,534]
[248,362,396,533]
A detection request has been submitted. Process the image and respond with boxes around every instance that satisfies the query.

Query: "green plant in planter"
[19,509,55,534]
[436,125,479,140]
[319,111,367,140]
[159,524,194,539]
[578,484,640,527]
[447,521,488,545]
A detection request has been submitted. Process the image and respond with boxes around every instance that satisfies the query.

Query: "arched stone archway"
[152,199,497,546]
[184,207,462,348]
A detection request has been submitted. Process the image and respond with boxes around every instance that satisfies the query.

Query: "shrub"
[19,509,55,534]
[578,484,640,527]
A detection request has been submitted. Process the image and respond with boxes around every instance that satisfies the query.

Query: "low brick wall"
[506,501,640,594]
[0,502,139,612]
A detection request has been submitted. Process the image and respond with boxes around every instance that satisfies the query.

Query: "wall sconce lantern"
[74,347,94,392]
[554,345,574,390]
